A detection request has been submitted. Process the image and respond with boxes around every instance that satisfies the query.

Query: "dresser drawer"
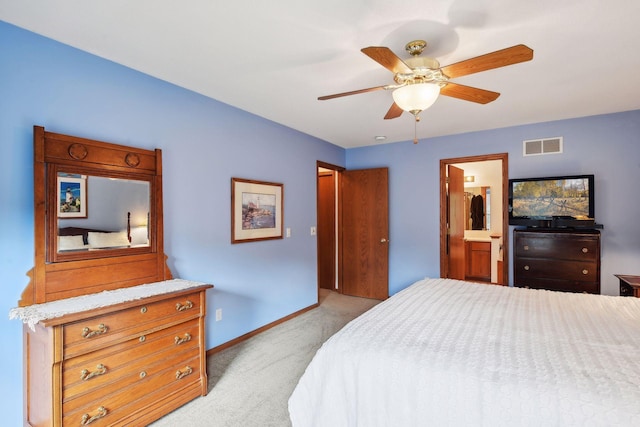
[515,233,598,261]
[63,319,200,400]
[515,278,599,294]
[515,258,598,282]
[63,353,201,426]
[63,291,202,358]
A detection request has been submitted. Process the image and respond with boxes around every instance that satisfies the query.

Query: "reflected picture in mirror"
[57,174,87,218]
[57,173,151,252]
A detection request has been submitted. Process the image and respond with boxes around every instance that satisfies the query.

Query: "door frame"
[439,153,509,284]
[316,161,345,295]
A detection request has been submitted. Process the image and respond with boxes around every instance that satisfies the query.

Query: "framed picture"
[57,175,87,218]
[231,177,283,243]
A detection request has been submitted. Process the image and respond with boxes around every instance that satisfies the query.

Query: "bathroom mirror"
[464,186,490,231]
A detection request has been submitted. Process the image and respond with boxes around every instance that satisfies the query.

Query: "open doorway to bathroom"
[440,153,509,285]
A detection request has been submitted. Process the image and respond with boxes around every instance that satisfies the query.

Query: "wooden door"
[317,171,335,290]
[341,168,389,300]
[447,165,465,279]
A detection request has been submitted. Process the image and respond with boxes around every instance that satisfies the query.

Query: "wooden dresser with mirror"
[12,126,212,426]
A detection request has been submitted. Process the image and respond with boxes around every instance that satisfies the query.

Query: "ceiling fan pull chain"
[413,115,420,144]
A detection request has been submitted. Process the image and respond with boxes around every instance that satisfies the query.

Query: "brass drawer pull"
[140,306,147,314]
[176,300,193,312]
[582,247,589,253]
[81,323,108,339]
[176,366,193,380]
[139,335,146,342]
[81,406,107,425]
[524,265,530,271]
[80,364,107,381]
[139,371,147,379]
[175,333,192,345]
[523,245,529,251]
[582,269,589,275]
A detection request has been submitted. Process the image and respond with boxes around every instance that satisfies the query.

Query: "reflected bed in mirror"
[47,164,157,263]
[56,174,150,253]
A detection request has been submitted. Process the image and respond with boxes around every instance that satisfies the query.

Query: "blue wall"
[2,19,640,426]
[347,111,640,295]
[0,21,343,425]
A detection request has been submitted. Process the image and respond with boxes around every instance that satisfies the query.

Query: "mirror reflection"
[464,186,491,231]
[57,174,150,252]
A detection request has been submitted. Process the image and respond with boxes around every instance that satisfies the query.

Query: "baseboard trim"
[206,302,320,356]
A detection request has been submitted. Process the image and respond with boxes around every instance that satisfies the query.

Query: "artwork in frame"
[57,174,87,218]
[231,177,283,243]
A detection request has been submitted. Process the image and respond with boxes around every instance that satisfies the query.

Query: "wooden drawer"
[515,233,598,261]
[22,281,212,427]
[514,258,598,282]
[515,277,599,294]
[63,353,201,426]
[63,291,202,358]
[63,320,200,400]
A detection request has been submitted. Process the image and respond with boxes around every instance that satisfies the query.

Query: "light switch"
[286,228,291,238]
[310,226,316,236]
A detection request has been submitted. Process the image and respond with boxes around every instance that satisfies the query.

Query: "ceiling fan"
[319,40,534,122]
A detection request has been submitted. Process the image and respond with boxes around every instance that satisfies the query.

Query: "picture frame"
[57,175,87,218]
[231,177,283,243]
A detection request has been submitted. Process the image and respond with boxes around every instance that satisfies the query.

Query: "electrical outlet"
[215,308,222,321]
[286,228,291,238]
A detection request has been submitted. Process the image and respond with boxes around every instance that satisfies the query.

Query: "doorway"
[316,161,390,300]
[317,163,340,291]
[440,153,509,285]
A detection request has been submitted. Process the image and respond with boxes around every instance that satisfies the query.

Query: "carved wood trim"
[21,126,171,306]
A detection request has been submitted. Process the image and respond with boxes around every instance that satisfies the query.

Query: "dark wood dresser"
[513,229,601,293]
[617,274,640,297]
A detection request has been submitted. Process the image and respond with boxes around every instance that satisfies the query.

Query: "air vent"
[523,137,563,156]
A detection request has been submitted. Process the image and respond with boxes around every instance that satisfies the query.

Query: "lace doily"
[9,279,209,331]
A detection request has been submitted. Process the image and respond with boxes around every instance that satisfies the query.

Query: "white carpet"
[150,289,380,427]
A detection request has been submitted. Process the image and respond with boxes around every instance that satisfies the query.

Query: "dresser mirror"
[54,171,152,260]
[20,126,170,306]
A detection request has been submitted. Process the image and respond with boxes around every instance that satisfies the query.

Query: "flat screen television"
[508,174,595,227]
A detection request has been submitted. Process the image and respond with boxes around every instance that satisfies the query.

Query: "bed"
[58,226,131,250]
[288,278,640,426]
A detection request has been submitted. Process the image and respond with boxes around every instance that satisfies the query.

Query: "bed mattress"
[289,278,640,426]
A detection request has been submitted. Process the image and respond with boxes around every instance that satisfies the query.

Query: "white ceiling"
[2,0,640,148]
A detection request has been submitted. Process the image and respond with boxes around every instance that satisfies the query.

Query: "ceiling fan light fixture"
[392,83,440,115]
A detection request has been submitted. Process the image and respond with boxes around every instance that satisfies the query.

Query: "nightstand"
[616,274,640,297]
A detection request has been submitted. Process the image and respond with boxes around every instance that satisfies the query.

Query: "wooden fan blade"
[384,103,403,120]
[441,44,533,79]
[318,85,387,100]
[440,83,500,104]
[361,47,413,74]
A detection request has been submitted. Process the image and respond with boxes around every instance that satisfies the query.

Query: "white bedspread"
[289,278,640,426]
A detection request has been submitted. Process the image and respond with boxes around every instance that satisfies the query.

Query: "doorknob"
[380,238,388,243]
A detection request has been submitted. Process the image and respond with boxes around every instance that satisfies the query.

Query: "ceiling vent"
[522,137,563,156]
